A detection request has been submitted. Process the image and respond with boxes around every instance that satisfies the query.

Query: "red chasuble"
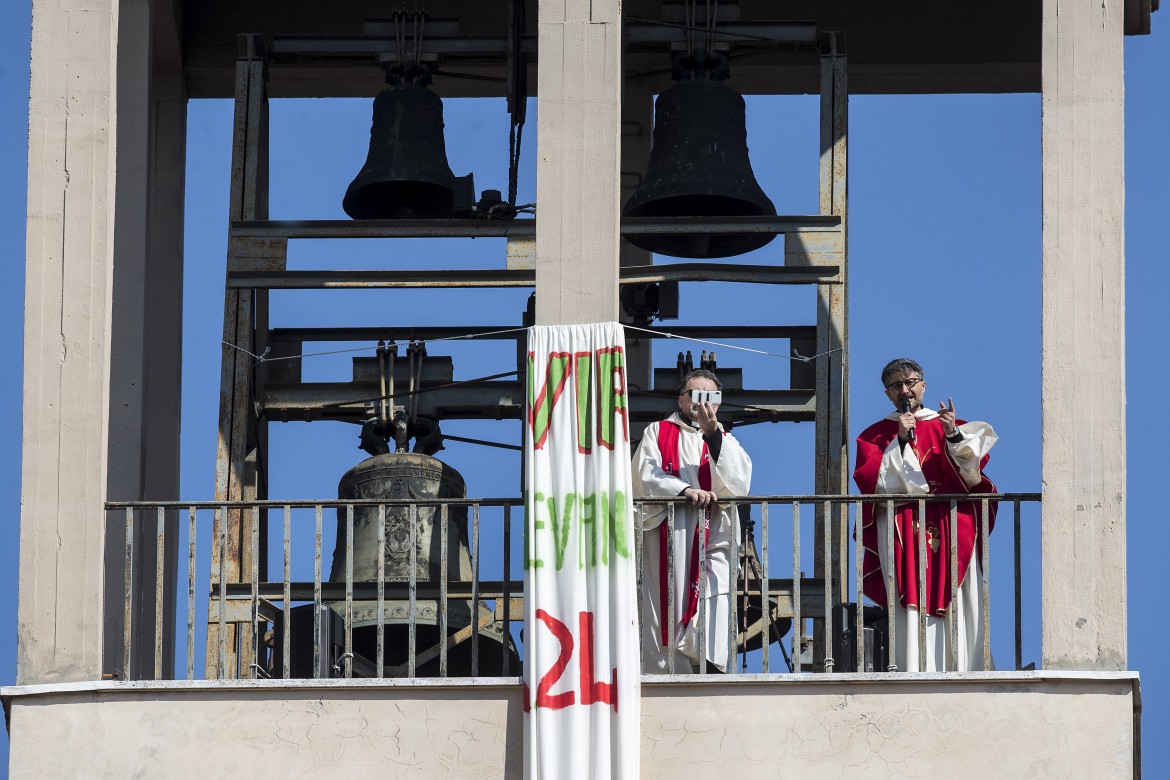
[656,420,712,643]
[853,416,997,615]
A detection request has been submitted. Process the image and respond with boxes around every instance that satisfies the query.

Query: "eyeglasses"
[885,377,922,391]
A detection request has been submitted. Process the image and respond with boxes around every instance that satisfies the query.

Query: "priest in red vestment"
[854,358,998,672]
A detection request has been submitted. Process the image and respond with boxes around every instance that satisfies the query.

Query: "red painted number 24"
[524,609,618,713]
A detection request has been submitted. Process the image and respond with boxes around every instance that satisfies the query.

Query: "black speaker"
[832,602,889,673]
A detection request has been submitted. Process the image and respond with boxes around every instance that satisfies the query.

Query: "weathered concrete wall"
[643,675,1137,778]
[1039,0,1127,670]
[5,674,1137,778]
[8,682,525,779]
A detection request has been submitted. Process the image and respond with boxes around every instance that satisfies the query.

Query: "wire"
[222,326,531,365]
[628,388,803,418]
[431,70,507,84]
[623,324,841,363]
[225,323,839,366]
[442,433,522,452]
[311,369,519,413]
[625,49,768,83]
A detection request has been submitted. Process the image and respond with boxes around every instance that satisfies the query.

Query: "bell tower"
[9,0,1146,775]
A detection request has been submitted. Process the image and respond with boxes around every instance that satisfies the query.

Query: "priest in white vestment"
[633,369,752,673]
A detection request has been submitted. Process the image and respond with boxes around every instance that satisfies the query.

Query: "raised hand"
[694,400,720,435]
[937,397,957,435]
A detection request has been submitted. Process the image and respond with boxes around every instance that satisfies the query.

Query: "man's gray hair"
[678,369,722,395]
[880,358,923,386]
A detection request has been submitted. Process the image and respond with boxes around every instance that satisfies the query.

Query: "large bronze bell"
[330,452,520,676]
[623,78,777,258]
[343,84,467,220]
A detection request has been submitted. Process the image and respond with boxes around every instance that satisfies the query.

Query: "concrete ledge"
[4,672,1139,778]
[0,668,1141,698]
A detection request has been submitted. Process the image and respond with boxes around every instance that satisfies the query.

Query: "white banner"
[523,323,640,779]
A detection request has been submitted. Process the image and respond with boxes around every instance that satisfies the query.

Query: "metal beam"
[229,215,841,240]
[624,21,818,48]
[622,263,838,285]
[262,382,815,424]
[211,34,270,681]
[267,22,818,62]
[267,325,817,343]
[228,264,838,289]
[215,577,828,619]
[810,35,850,672]
[230,268,533,289]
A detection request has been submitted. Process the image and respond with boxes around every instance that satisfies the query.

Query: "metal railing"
[106,493,1039,682]
[636,494,1039,676]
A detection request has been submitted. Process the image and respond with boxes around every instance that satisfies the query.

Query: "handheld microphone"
[902,399,916,443]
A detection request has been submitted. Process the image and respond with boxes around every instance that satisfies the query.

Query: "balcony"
[105,493,1042,681]
[0,490,1136,776]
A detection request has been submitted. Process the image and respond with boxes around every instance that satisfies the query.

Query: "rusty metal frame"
[209,27,852,679]
[209,34,275,679]
[809,32,849,671]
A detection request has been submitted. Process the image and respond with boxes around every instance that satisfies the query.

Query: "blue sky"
[1,4,1167,774]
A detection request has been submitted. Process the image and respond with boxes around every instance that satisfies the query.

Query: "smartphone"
[690,389,722,405]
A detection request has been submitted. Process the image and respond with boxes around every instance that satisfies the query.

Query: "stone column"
[20,0,122,684]
[20,0,185,684]
[1040,0,1127,671]
[534,0,622,325]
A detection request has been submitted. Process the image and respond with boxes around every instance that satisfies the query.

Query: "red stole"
[656,420,712,644]
[853,416,997,614]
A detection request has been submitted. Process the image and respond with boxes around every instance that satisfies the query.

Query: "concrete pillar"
[104,0,152,681]
[131,66,186,680]
[19,0,122,684]
[534,0,622,325]
[20,0,184,684]
[103,0,186,679]
[1040,0,1127,670]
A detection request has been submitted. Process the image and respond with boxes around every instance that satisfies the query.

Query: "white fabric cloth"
[523,323,639,779]
[632,414,751,672]
[873,407,998,672]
